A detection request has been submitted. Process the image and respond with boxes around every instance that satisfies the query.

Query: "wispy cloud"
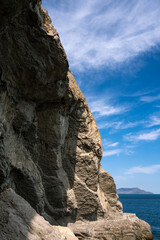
[108,142,119,147]
[103,148,122,157]
[98,114,160,131]
[125,89,157,98]
[125,129,160,142]
[98,120,142,130]
[140,94,160,103]
[44,0,160,70]
[103,147,132,157]
[147,114,160,127]
[89,99,127,118]
[125,164,160,174]
[102,138,135,156]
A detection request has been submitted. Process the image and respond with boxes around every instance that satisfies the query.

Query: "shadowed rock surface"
[0,189,78,240]
[0,0,153,239]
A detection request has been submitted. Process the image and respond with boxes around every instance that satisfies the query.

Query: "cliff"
[0,0,153,239]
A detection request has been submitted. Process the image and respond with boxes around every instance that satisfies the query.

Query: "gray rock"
[0,188,78,240]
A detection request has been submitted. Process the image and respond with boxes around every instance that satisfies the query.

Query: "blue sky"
[42,0,160,194]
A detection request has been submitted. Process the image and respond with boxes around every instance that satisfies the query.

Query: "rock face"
[0,188,78,240]
[0,0,153,239]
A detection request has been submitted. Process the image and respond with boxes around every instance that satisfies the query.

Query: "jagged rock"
[0,0,153,239]
[0,0,120,224]
[0,188,78,240]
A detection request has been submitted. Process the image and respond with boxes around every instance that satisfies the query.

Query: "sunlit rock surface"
[0,0,153,239]
[69,215,153,240]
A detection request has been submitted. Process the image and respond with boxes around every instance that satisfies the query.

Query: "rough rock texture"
[0,0,153,239]
[69,217,153,240]
[0,188,78,240]
[0,0,121,224]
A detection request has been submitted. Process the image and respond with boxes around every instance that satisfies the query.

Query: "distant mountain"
[117,187,154,194]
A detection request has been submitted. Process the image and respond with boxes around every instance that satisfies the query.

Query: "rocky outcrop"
[0,188,78,240]
[0,0,153,239]
[69,216,153,240]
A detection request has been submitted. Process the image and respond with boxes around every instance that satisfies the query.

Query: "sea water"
[119,194,160,240]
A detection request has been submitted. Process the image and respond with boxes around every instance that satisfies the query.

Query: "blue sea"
[119,194,160,240]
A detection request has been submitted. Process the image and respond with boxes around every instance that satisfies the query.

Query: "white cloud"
[108,142,119,147]
[44,0,160,70]
[103,148,122,157]
[125,129,160,142]
[98,120,142,130]
[89,99,127,118]
[125,89,156,98]
[102,140,135,156]
[125,164,160,174]
[147,115,160,127]
[140,94,160,103]
[101,139,111,147]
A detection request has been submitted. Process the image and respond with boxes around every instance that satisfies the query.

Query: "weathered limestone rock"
[0,0,153,239]
[0,188,78,240]
[98,169,123,218]
[68,217,153,240]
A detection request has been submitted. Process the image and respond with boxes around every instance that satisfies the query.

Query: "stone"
[68,216,153,240]
[0,188,78,240]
